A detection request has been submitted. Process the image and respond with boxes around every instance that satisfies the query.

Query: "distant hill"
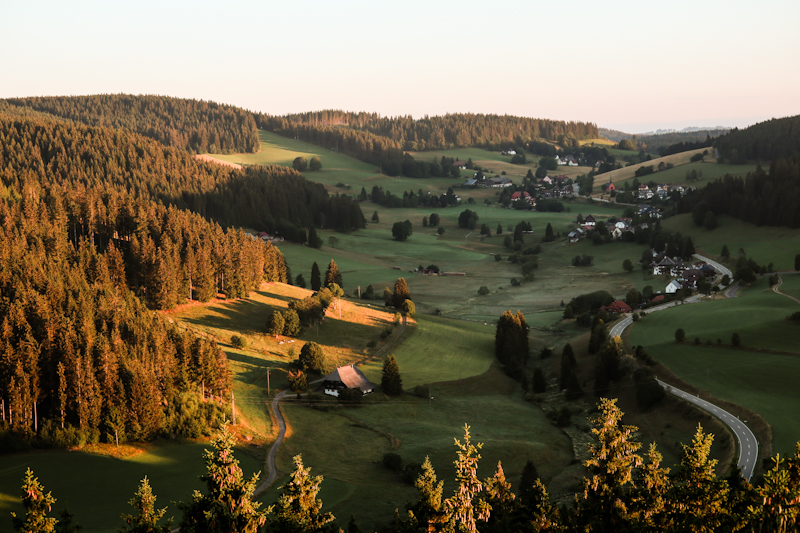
[714,115,800,163]
[599,127,729,155]
[3,94,260,154]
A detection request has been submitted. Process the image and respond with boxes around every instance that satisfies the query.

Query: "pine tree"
[517,460,540,506]
[381,355,403,396]
[266,455,334,533]
[178,425,267,533]
[12,469,58,533]
[406,457,446,533]
[444,425,490,533]
[120,477,172,533]
[308,226,322,249]
[324,260,343,289]
[482,462,515,533]
[295,274,307,288]
[310,262,321,291]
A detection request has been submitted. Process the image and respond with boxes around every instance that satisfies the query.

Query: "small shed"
[321,365,374,397]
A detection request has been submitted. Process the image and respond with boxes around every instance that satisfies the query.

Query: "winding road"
[657,379,758,480]
[608,254,758,480]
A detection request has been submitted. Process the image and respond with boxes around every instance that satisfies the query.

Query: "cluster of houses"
[603,181,686,200]
[555,155,578,166]
[463,174,513,188]
[255,231,284,243]
[567,214,638,243]
[650,253,716,293]
[511,191,535,206]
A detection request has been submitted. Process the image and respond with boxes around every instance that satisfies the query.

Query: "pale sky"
[2,0,798,133]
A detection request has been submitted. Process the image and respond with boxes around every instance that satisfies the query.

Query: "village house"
[483,176,513,188]
[568,228,585,242]
[453,160,467,169]
[511,191,535,205]
[462,178,478,187]
[321,365,375,397]
[665,279,682,294]
[601,300,633,314]
[501,150,517,156]
[583,214,596,226]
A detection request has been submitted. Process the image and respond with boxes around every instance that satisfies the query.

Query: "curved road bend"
[657,379,758,480]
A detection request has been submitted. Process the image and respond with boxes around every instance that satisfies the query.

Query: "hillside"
[3,94,260,154]
[714,114,800,162]
[592,148,708,187]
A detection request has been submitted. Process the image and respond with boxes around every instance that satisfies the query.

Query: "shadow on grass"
[181,297,275,335]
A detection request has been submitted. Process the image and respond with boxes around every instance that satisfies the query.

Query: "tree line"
[0,112,365,244]
[2,94,260,154]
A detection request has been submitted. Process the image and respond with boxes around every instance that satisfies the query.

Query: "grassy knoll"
[0,441,262,533]
[275,365,573,532]
[594,148,707,187]
[578,138,616,146]
[360,314,495,388]
[662,214,800,271]
[628,277,800,454]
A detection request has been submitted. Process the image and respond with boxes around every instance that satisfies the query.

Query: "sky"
[2,0,799,133]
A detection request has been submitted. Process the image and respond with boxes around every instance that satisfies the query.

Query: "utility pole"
[267,368,271,397]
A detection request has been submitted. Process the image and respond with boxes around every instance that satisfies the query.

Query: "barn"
[321,365,375,397]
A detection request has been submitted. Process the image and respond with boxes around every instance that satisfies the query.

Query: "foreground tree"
[12,469,58,533]
[120,477,172,533]
[393,278,411,308]
[299,342,326,373]
[266,455,334,533]
[178,425,266,533]
[443,425,490,533]
[381,354,403,396]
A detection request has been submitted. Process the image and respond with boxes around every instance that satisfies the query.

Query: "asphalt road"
[657,379,758,480]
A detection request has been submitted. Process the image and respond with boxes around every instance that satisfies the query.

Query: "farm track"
[255,313,408,494]
[773,274,800,305]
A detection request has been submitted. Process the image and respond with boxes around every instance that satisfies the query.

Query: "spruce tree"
[444,425,490,533]
[518,460,540,505]
[12,469,58,533]
[178,425,266,533]
[324,259,343,289]
[310,262,321,291]
[308,226,322,249]
[406,457,446,532]
[120,476,172,533]
[295,273,307,288]
[266,455,334,533]
[381,354,403,396]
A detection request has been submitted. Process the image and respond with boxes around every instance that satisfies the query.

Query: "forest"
[0,107,342,450]
[3,94,260,154]
[679,155,800,228]
[714,115,800,163]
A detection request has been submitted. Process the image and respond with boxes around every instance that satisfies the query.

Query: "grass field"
[274,365,573,532]
[594,148,708,187]
[662,214,800,271]
[360,314,495,388]
[579,138,616,146]
[628,277,800,454]
[0,441,263,533]
[211,130,462,196]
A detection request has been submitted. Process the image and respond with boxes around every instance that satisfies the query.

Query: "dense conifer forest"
[714,115,800,163]
[3,94,260,154]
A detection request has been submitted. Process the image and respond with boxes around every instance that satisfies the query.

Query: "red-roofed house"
[601,300,632,314]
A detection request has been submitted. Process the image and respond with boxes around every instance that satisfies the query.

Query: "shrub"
[631,312,640,322]
[732,332,741,347]
[694,337,701,345]
[230,335,247,349]
[383,452,403,472]
[287,370,307,392]
[675,328,686,342]
[366,339,377,348]
[338,387,363,404]
[401,299,415,317]
[478,286,490,296]
[402,462,423,485]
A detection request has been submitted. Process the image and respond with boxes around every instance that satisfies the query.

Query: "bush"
[383,452,403,472]
[675,328,686,342]
[299,342,326,372]
[631,312,640,322]
[366,339,377,348]
[230,335,247,349]
[401,299,415,317]
[287,370,307,392]
[478,286,490,296]
[338,387,363,404]
[732,332,741,347]
[510,278,521,286]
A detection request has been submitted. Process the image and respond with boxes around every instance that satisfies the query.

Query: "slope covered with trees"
[679,155,800,228]
[714,115,800,162]
[3,94,260,154]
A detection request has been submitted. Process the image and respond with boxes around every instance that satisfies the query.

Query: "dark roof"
[322,365,374,392]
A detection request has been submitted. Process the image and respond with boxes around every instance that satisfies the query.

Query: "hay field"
[593,148,708,187]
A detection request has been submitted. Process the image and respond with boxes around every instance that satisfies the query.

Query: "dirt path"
[253,313,409,493]
[773,274,800,305]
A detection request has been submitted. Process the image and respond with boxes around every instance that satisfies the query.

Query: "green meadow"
[628,277,800,454]
[777,273,800,299]
[275,366,572,532]
[0,441,263,533]
[662,214,800,270]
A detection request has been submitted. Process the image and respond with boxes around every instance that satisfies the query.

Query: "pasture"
[275,364,573,532]
[662,214,800,271]
[778,273,800,300]
[0,441,263,533]
[628,277,800,454]
[594,148,708,187]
